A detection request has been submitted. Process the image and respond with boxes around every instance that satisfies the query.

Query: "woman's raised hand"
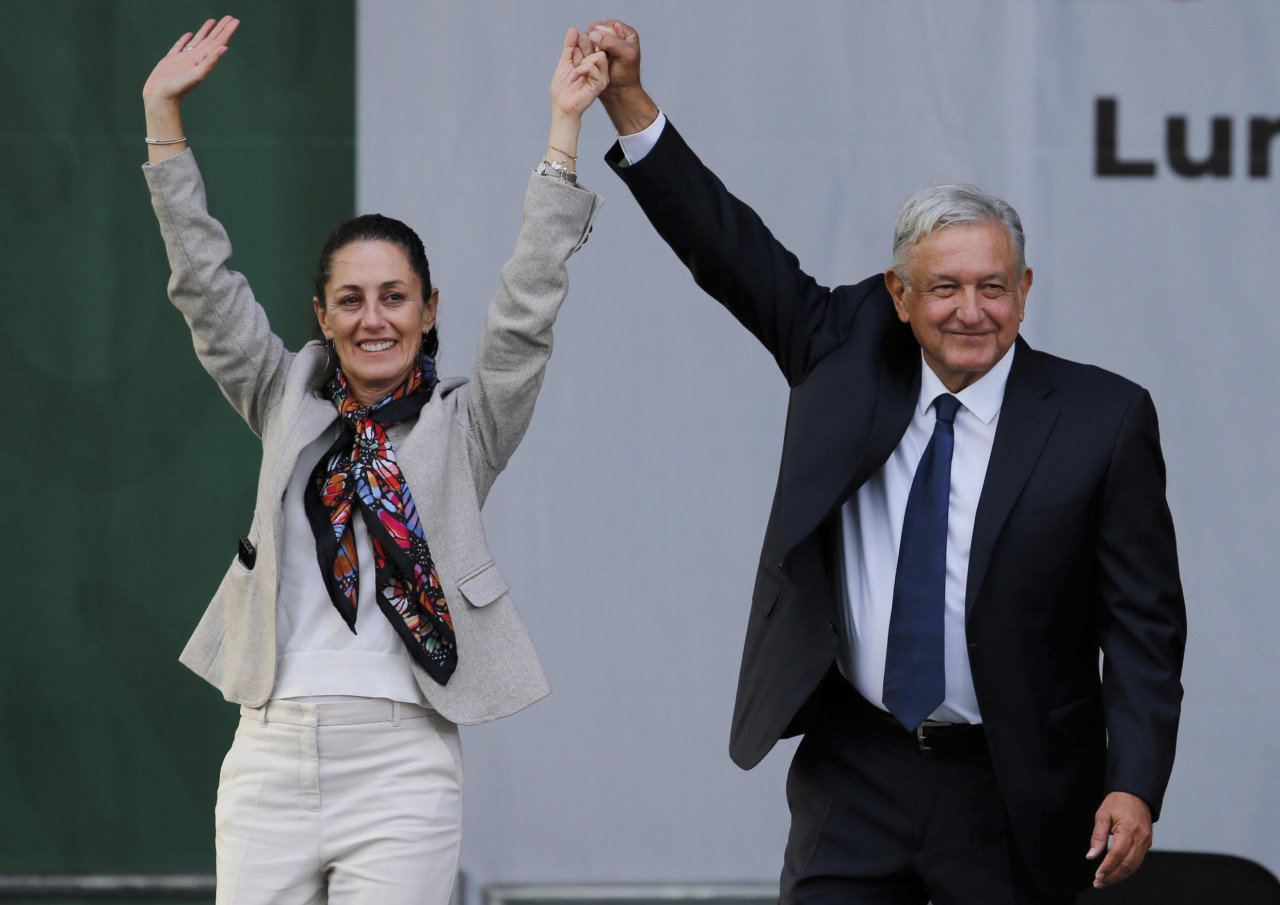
[142,16,239,164]
[550,27,609,121]
[143,16,240,107]
[544,27,608,175]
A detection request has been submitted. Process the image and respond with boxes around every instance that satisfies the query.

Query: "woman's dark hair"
[314,213,439,358]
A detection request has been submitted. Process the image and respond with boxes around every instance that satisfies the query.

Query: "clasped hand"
[552,27,609,120]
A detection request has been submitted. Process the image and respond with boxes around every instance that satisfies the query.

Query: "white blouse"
[272,427,428,705]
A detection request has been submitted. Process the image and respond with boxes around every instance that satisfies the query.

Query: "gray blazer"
[144,150,602,725]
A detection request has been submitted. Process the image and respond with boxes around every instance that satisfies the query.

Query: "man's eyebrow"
[923,272,1008,283]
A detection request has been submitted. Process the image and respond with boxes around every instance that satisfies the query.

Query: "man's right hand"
[587,20,659,136]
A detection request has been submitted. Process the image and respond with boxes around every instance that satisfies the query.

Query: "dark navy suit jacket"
[607,122,1186,896]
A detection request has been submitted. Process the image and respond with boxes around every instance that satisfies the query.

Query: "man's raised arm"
[583,20,867,385]
[588,21,660,139]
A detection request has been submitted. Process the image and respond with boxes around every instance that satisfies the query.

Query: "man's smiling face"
[885,221,1032,393]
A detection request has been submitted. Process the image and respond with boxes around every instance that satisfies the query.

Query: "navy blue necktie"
[883,393,961,731]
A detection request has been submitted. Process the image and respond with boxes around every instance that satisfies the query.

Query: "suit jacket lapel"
[965,337,1059,615]
[779,319,919,557]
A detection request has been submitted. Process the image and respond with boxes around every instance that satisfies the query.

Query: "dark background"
[0,0,353,872]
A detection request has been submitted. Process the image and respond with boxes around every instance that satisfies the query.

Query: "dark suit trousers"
[781,675,1075,905]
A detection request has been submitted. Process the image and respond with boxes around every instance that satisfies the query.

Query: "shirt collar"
[916,343,1016,426]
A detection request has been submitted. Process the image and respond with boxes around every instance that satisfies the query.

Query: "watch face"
[536,160,574,183]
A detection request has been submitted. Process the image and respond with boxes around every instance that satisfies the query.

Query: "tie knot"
[933,394,960,425]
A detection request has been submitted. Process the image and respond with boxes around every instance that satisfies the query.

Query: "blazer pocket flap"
[1048,692,1103,734]
[457,561,509,608]
[1016,499,1090,533]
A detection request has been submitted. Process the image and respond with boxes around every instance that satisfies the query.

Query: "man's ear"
[884,269,911,324]
[1018,267,1033,321]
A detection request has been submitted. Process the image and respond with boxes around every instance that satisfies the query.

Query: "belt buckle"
[915,725,933,751]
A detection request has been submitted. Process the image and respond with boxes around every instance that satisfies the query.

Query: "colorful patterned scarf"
[304,348,457,685]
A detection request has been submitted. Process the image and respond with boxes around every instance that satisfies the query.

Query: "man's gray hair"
[890,184,1026,285]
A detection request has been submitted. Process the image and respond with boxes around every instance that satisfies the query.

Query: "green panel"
[0,1,354,872]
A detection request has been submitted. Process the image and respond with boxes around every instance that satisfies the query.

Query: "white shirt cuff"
[617,111,668,165]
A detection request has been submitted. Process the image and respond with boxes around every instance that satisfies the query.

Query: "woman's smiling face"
[314,239,438,405]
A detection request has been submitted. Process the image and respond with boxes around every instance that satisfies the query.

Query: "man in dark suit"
[585,20,1186,905]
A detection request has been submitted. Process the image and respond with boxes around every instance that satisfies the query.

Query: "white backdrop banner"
[359,0,1280,892]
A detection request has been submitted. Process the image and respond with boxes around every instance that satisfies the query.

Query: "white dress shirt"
[616,110,1013,724]
[838,349,1014,724]
[617,111,669,164]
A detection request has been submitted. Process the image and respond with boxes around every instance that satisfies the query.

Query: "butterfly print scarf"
[304,349,457,684]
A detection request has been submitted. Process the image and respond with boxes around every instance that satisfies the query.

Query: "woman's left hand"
[550,27,609,120]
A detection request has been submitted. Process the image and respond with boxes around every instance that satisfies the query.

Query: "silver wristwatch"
[536,157,577,185]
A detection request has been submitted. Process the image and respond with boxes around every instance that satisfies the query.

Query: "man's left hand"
[1087,791,1153,887]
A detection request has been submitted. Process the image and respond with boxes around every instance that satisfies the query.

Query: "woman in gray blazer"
[141,16,606,905]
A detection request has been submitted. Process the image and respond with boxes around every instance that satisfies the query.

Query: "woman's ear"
[422,287,440,333]
[313,296,331,338]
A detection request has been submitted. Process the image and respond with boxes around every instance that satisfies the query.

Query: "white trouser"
[215,698,462,905]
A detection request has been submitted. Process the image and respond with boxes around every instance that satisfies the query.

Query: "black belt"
[825,672,986,752]
[858,704,986,752]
